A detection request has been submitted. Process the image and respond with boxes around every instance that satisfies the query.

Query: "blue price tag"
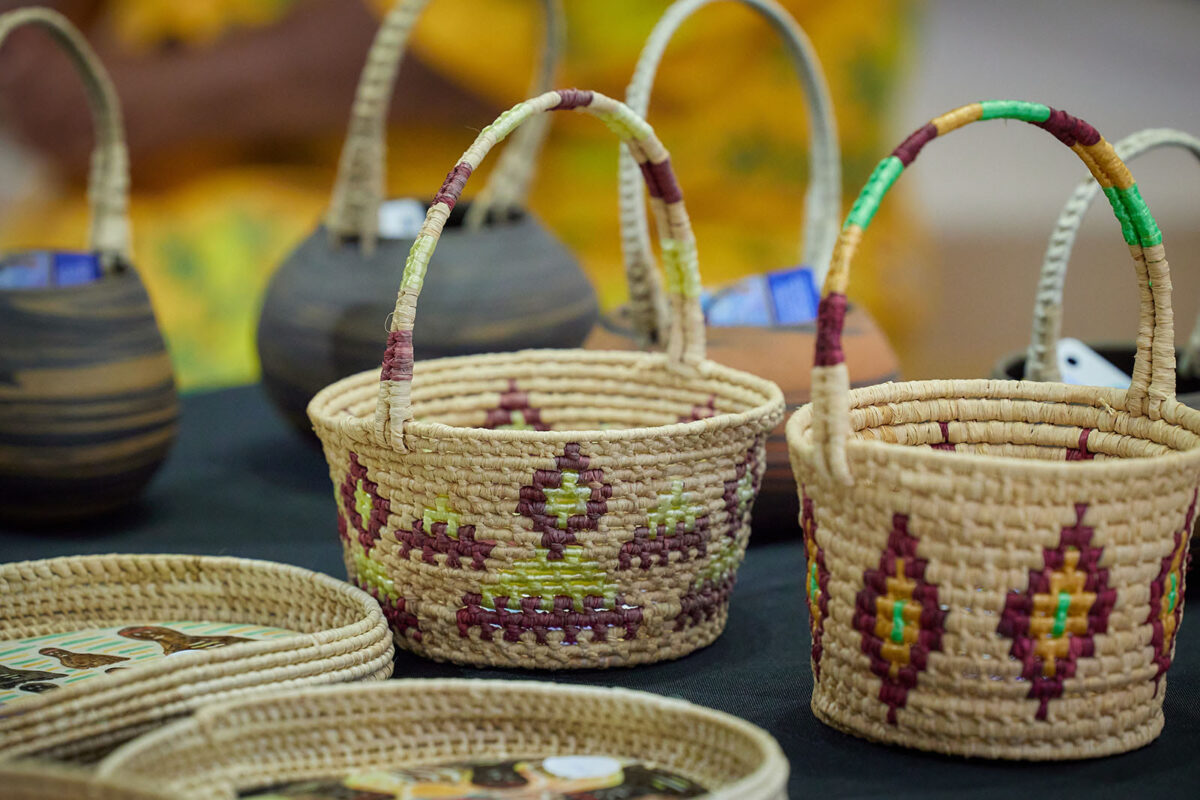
[701,265,819,327]
[0,251,103,289]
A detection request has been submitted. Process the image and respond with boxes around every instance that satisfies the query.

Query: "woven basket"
[309,89,784,669]
[0,763,166,800]
[96,680,789,800]
[993,127,1200,408]
[789,100,1200,759]
[0,554,393,762]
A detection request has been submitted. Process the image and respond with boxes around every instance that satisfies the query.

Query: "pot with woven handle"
[257,0,597,439]
[583,0,898,541]
[0,7,177,526]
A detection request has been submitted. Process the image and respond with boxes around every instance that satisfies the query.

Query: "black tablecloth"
[2,386,1196,799]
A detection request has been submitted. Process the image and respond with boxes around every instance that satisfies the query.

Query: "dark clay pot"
[0,264,178,526]
[257,202,599,437]
[992,343,1200,408]
[585,300,900,543]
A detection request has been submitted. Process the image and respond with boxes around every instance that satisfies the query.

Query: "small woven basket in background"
[309,89,784,669]
[789,100,1200,759]
[0,554,392,761]
[994,126,1200,409]
[96,680,789,800]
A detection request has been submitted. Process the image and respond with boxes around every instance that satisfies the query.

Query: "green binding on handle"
[0,7,131,268]
[326,0,564,252]
[811,100,1176,484]
[617,0,841,344]
[374,89,708,452]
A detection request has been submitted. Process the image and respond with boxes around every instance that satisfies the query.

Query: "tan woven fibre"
[792,101,1200,759]
[0,763,167,800]
[97,680,788,800]
[0,555,394,762]
[311,352,782,668]
[311,91,784,669]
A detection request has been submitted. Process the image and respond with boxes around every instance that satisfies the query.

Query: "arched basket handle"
[618,0,840,343]
[812,101,1174,484]
[1024,127,1200,382]
[325,0,564,252]
[375,89,707,451]
[0,7,130,267]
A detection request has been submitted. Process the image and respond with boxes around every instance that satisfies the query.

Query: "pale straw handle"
[326,0,563,252]
[0,7,130,266]
[375,90,707,451]
[618,0,840,343]
[812,101,1175,484]
[1025,127,1200,382]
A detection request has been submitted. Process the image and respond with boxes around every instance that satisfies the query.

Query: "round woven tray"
[0,554,393,762]
[309,89,784,669]
[96,680,788,800]
[790,101,1200,759]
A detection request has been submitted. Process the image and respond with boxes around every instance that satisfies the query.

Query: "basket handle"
[1024,127,1200,382]
[375,89,706,451]
[617,0,840,343]
[0,7,130,267]
[811,101,1175,484]
[325,0,564,253]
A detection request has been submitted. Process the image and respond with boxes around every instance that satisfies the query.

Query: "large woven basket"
[789,100,1200,759]
[0,554,393,761]
[993,127,1200,408]
[309,89,784,669]
[0,763,165,800]
[96,680,789,799]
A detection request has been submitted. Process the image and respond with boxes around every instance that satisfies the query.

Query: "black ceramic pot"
[0,264,178,525]
[257,203,598,436]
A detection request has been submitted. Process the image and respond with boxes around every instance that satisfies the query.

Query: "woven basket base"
[383,600,731,669]
[811,684,1165,760]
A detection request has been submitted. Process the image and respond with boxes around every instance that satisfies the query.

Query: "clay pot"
[0,265,177,525]
[0,8,177,526]
[585,300,899,540]
[258,204,598,436]
[255,0,588,437]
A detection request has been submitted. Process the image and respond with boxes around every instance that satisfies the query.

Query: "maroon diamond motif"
[802,489,831,678]
[1147,489,1196,686]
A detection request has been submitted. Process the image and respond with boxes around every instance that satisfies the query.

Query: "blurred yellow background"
[0,0,922,390]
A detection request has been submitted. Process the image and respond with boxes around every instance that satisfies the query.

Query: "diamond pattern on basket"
[517,444,612,560]
[458,444,642,645]
[1148,489,1196,686]
[853,513,947,724]
[998,503,1116,720]
[395,496,496,571]
[338,453,390,552]
[619,480,710,570]
[801,490,831,678]
[723,444,761,524]
[483,380,549,430]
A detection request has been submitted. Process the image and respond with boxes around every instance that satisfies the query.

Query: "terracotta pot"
[585,301,899,541]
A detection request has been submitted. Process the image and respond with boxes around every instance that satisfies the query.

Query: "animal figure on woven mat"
[38,647,130,670]
[116,626,252,655]
[0,664,67,690]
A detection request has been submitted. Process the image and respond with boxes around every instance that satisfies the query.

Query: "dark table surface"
[2,385,1197,800]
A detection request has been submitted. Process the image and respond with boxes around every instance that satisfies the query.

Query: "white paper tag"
[1056,338,1132,389]
[377,199,427,240]
[541,755,623,780]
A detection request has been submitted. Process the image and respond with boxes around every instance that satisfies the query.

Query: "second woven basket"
[789,100,1200,759]
[309,89,784,669]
